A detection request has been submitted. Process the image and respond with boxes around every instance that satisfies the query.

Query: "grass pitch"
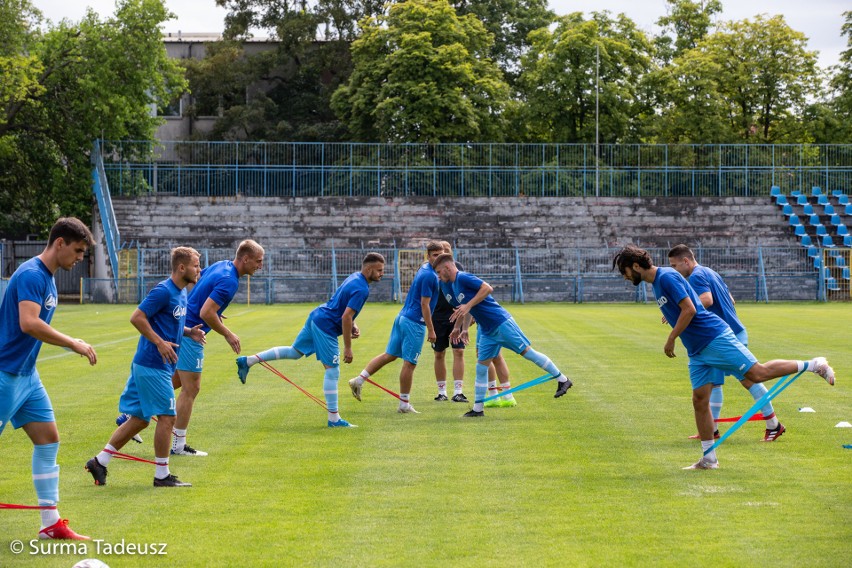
[1,302,850,567]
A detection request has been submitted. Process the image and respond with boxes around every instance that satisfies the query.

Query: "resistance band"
[475,373,555,404]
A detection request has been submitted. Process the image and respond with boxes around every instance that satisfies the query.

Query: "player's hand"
[352,325,360,339]
[459,330,470,345]
[225,331,241,354]
[343,347,354,364]
[188,324,206,345]
[69,338,97,365]
[157,340,180,364]
[449,304,470,323]
[664,337,677,358]
[427,329,437,343]
[660,316,668,325]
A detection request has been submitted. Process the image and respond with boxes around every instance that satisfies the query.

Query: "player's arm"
[450,313,472,345]
[664,297,696,358]
[19,300,97,365]
[697,291,714,308]
[200,297,239,353]
[449,281,493,322]
[420,295,436,343]
[341,307,357,364]
[130,308,179,364]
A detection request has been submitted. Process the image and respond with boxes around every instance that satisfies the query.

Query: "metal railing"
[100,141,852,198]
[91,140,122,290]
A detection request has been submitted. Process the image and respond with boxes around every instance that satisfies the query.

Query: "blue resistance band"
[475,373,555,404]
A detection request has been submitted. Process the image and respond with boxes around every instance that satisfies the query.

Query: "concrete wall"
[112,195,795,250]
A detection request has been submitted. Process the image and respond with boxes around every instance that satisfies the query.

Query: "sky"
[30,0,849,70]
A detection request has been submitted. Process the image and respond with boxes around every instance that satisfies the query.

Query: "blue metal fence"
[84,245,823,304]
[101,142,852,198]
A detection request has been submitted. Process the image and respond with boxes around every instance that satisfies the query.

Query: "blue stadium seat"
[807,246,819,259]
[818,194,829,205]
[795,225,806,237]
[821,234,835,247]
[776,195,788,205]
[813,256,822,269]
[808,214,821,225]
[789,214,801,227]
[824,204,835,215]
[847,204,852,215]
[782,203,793,216]
[839,195,849,205]
[845,235,852,247]
[803,204,814,215]
[791,190,802,197]
[837,224,850,236]
[812,186,823,195]
[836,256,847,267]
[844,267,851,280]
[816,225,828,237]
[826,277,840,291]
[770,186,781,196]
[830,214,842,226]
[800,234,811,247]
[832,189,845,197]
[797,194,809,205]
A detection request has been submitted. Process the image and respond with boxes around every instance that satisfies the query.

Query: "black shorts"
[431,318,465,352]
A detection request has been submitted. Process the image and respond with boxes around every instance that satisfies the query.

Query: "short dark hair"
[612,246,653,274]
[48,217,93,246]
[432,253,455,269]
[426,240,445,253]
[362,252,385,266]
[667,244,695,261]
[171,246,200,272]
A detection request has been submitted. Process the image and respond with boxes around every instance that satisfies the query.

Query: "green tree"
[331,0,510,143]
[515,11,653,143]
[654,0,722,64]
[827,11,852,142]
[0,0,186,237]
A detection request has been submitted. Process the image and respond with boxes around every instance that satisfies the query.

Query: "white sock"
[500,381,514,400]
[155,457,170,479]
[172,428,187,452]
[328,411,340,423]
[700,440,718,462]
[400,393,410,406]
[40,502,60,528]
[453,380,463,395]
[487,380,498,394]
[356,370,370,385]
[557,373,569,383]
[97,444,116,466]
[765,414,780,429]
[473,402,484,412]
[437,381,447,395]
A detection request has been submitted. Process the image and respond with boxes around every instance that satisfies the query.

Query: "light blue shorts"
[119,363,176,422]
[689,329,757,390]
[0,369,54,435]
[710,329,749,386]
[176,335,205,373]
[293,316,340,367]
[477,318,531,361]
[386,314,426,364]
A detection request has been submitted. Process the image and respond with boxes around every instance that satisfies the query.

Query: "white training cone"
[799,407,816,413]
[835,421,852,428]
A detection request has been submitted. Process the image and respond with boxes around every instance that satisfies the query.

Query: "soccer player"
[348,241,443,413]
[431,242,468,402]
[169,239,264,456]
[86,247,204,488]
[236,253,386,427]
[0,218,97,540]
[432,254,573,418]
[612,245,835,470]
[668,244,784,442]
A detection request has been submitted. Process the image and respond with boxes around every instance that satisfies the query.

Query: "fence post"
[331,241,338,291]
[757,246,769,302]
[514,248,524,304]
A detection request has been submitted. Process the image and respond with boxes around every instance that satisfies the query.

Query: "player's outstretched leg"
[237,346,303,384]
[521,348,572,397]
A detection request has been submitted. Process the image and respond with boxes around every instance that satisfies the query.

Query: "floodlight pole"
[595,43,600,197]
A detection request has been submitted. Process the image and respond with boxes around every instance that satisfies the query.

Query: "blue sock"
[709,386,723,422]
[748,383,777,427]
[522,348,561,378]
[249,346,301,366]
[473,364,488,411]
[324,367,340,417]
[33,443,61,527]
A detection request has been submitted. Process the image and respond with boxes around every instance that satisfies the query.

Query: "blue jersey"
[133,278,188,373]
[185,260,240,333]
[689,265,745,336]
[311,272,370,337]
[440,271,509,334]
[0,258,57,375]
[653,267,730,357]
[399,262,439,325]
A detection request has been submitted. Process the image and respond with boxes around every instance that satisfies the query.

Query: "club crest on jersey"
[173,305,187,319]
[456,293,465,302]
[445,293,453,302]
[45,294,57,309]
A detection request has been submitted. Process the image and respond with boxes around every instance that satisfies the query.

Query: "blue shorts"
[176,335,205,373]
[477,318,531,361]
[293,316,339,367]
[710,329,749,386]
[0,369,55,435]
[386,314,426,364]
[689,329,757,390]
[119,363,176,421]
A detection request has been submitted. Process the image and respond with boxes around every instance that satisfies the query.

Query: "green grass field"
[1,303,850,567]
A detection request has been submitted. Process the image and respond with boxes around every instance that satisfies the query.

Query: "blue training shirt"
[311,272,370,337]
[132,278,188,373]
[440,271,509,334]
[689,264,745,336]
[399,262,439,325]
[653,267,731,357]
[185,260,240,333]
[0,258,57,376]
